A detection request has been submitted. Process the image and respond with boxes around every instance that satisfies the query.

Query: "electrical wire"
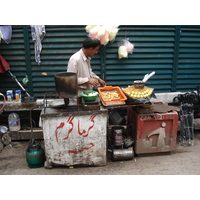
[0,93,6,114]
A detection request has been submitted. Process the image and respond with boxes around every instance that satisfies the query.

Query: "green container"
[80,90,98,101]
[26,140,45,168]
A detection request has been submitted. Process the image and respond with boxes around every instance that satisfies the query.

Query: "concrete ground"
[0,131,200,175]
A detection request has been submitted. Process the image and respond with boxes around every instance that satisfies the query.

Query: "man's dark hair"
[82,37,101,49]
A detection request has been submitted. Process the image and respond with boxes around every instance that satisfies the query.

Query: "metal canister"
[6,90,13,101]
[15,90,21,101]
[26,140,45,168]
[112,126,124,147]
[112,148,134,161]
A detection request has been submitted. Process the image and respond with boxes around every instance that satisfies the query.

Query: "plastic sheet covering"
[30,25,46,65]
[0,26,12,44]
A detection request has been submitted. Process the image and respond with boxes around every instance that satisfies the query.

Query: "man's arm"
[67,58,89,85]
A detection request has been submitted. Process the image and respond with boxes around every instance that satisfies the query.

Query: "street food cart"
[39,72,179,168]
[0,71,180,168]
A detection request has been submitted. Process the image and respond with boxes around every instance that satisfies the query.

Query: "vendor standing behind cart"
[67,37,106,95]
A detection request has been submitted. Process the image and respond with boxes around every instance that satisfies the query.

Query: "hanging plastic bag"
[97,26,106,39]
[125,40,134,53]
[0,26,12,44]
[22,75,29,84]
[88,25,100,38]
[109,27,119,42]
[100,31,110,45]
[30,25,46,65]
[85,25,119,45]
[118,46,128,59]
[85,25,96,33]
[118,38,134,59]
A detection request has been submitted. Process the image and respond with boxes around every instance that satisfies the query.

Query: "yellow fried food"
[102,91,120,100]
[123,85,153,98]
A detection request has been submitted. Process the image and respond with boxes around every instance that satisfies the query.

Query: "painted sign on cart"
[55,115,96,153]
[42,112,107,168]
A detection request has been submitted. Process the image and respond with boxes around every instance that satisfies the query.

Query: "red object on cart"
[0,55,31,97]
[128,104,178,154]
[0,55,10,73]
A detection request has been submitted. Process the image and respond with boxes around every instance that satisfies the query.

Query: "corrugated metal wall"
[177,26,200,90]
[0,25,200,98]
[0,26,29,94]
[29,25,94,97]
[106,25,177,92]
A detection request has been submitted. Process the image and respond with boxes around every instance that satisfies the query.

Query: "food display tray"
[122,85,155,105]
[98,86,127,106]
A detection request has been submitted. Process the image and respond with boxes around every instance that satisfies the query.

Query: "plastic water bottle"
[8,112,21,131]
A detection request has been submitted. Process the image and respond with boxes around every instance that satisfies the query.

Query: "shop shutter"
[1,25,200,99]
[105,25,177,92]
[0,25,102,98]
[29,25,102,98]
[177,25,200,91]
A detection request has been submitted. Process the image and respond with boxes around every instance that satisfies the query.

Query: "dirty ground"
[0,132,200,175]
[1,133,200,200]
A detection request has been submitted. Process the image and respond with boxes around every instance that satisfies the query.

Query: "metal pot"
[134,80,145,89]
[54,72,78,99]
[133,71,155,89]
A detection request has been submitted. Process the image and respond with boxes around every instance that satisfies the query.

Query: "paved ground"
[0,132,200,175]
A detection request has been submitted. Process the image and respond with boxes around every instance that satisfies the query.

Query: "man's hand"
[88,78,101,87]
[98,78,106,87]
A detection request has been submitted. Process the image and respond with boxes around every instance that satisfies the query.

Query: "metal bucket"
[54,72,78,99]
